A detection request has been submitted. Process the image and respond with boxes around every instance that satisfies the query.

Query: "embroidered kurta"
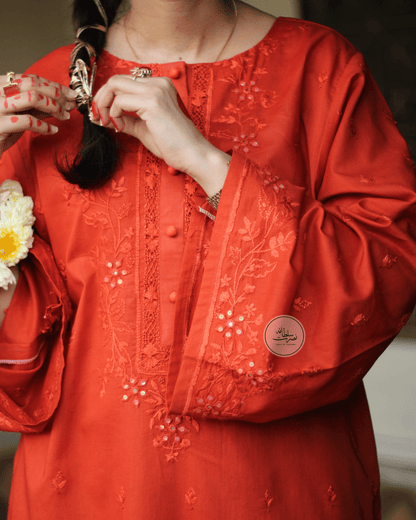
[0,17,415,519]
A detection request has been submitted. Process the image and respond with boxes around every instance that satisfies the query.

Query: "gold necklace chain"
[123,0,239,65]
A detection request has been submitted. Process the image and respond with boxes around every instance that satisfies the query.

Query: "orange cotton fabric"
[0,17,415,520]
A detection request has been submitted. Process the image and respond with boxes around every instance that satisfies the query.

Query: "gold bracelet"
[206,159,231,210]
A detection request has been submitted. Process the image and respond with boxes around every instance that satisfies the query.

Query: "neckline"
[101,16,282,68]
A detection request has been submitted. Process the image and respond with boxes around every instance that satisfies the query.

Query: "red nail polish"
[91,101,98,119]
[110,117,121,132]
[97,108,107,126]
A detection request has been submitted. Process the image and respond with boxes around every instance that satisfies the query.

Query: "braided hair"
[57,0,124,189]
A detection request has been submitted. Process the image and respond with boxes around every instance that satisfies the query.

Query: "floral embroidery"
[380,254,397,269]
[359,175,375,183]
[318,71,328,87]
[263,490,274,512]
[293,297,312,311]
[146,378,199,462]
[303,367,323,377]
[211,48,278,155]
[62,179,136,398]
[118,487,127,509]
[350,314,369,326]
[189,169,298,419]
[327,485,337,505]
[53,471,67,494]
[185,488,197,510]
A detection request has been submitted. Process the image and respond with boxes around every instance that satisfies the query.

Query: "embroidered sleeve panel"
[166,54,416,423]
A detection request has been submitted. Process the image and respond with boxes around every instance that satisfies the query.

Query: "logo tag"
[264,315,305,357]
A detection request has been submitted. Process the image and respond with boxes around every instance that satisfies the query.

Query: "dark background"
[302,0,416,163]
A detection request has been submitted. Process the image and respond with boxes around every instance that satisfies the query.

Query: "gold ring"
[7,72,16,84]
[130,67,153,80]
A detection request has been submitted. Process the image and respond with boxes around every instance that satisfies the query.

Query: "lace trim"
[184,64,213,237]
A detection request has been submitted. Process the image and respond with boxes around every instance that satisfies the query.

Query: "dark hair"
[56,0,124,190]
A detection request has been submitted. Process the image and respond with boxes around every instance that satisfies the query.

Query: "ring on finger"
[130,67,153,80]
[3,71,21,98]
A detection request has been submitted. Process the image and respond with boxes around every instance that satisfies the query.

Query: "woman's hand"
[90,75,231,196]
[0,74,77,159]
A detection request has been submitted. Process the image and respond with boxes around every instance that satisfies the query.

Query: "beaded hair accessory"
[0,180,35,290]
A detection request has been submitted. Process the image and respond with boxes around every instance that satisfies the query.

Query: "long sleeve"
[0,139,72,433]
[167,50,416,422]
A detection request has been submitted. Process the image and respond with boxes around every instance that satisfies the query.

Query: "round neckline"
[101,16,282,68]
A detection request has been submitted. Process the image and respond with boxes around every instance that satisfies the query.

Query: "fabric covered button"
[169,68,181,79]
[166,225,178,237]
[167,166,179,175]
[169,291,177,303]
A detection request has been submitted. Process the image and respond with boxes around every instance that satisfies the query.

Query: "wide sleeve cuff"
[0,234,72,432]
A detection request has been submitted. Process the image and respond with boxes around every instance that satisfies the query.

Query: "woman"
[0,0,415,518]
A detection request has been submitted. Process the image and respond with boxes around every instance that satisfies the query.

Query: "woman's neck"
[107,0,240,64]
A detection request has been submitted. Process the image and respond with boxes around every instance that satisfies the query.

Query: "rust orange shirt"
[0,17,415,519]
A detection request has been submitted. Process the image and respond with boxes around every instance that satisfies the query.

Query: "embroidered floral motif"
[62,179,135,398]
[53,471,67,494]
[292,297,312,311]
[263,490,274,512]
[185,487,198,510]
[350,314,369,326]
[118,487,127,509]
[303,367,323,377]
[318,71,328,87]
[380,254,398,269]
[146,378,199,462]
[189,170,298,419]
[359,175,375,184]
[211,49,278,155]
[326,485,337,505]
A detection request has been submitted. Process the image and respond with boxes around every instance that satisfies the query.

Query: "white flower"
[0,180,35,284]
[0,263,16,291]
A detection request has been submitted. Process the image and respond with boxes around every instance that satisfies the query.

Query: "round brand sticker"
[264,315,305,357]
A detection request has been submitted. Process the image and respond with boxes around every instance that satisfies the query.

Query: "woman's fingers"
[2,74,76,104]
[92,75,169,125]
[0,114,58,136]
[2,90,71,121]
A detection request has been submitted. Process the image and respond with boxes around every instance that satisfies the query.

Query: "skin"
[92,0,276,196]
[0,0,275,320]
